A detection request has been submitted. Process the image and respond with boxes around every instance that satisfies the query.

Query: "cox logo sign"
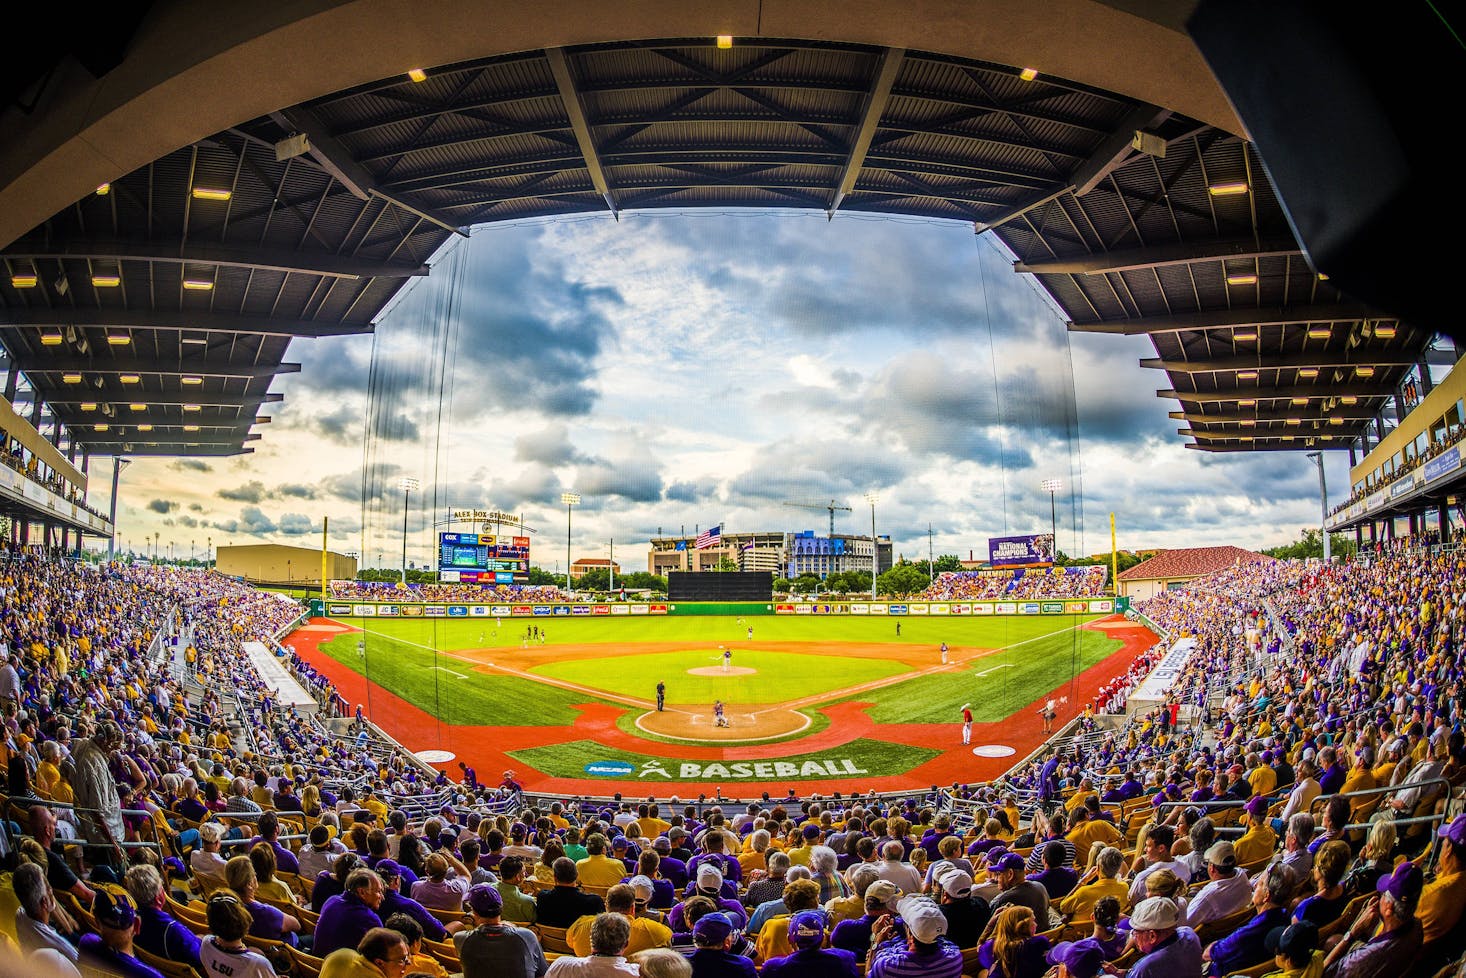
[583,760,634,777]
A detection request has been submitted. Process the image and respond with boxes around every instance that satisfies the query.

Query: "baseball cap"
[995,853,1026,874]
[902,902,948,943]
[1377,862,1424,906]
[1129,897,1180,930]
[466,882,502,917]
[1265,921,1319,958]
[1437,813,1466,847]
[696,864,724,890]
[1244,795,1269,819]
[928,860,956,884]
[802,823,821,840]
[866,880,900,909]
[981,847,1008,867]
[1047,939,1105,978]
[93,886,138,930]
[375,859,402,879]
[1205,841,1237,868]
[788,910,825,949]
[628,875,655,903]
[693,912,735,943]
[941,870,974,898]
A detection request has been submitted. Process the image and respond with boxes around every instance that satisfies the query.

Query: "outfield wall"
[314,597,1124,618]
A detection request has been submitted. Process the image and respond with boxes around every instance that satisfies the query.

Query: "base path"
[288,615,1158,795]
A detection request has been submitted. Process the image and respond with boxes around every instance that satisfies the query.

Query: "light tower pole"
[399,477,419,584]
[561,492,580,596]
[1041,479,1063,559]
[107,457,130,561]
[865,492,879,600]
[1306,452,1330,562]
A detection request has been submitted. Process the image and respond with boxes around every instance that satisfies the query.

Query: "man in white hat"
[1185,841,1252,927]
[1126,896,1201,978]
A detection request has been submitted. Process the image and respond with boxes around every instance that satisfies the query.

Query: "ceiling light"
[1291,397,1308,405]
[1240,419,1256,427]
[10,272,38,288]
[1374,324,1397,339]
[129,403,146,412]
[1209,181,1250,196]
[1226,273,1259,286]
[80,402,97,411]
[191,187,232,201]
[1239,398,1256,406]
[91,273,121,287]
[1286,417,1302,426]
[183,424,200,432]
[1355,365,1375,377]
[1299,368,1320,378]
[62,373,82,384]
[93,423,108,432]
[96,183,110,195]
[1019,67,1039,81]
[1233,331,1257,342]
[183,403,201,412]
[1329,416,1345,425]
[1317,272,1329,281]
[1282,435,1295,441]
[407,67,428,82]
[137,423,153,432]
[1237,369,1259,380]
[1341,396,1359,405]
[182,278,214,291]
[1239,435,1254,442]
[119,374,140,384]
[181,375,203,385]
[39,330,63,345]
[181,337,209,345]
[1307,327,1332,339]
[106,333,130,345]
[716,35,733,49]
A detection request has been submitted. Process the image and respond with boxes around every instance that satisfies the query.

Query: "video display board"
[438,532,531,584]
[988,533,1056,567]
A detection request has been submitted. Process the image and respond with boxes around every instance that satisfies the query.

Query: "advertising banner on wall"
[988,533,1056,567]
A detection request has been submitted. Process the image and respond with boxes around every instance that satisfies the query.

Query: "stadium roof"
[1116,544,1274,582]
[0,8,1439,461]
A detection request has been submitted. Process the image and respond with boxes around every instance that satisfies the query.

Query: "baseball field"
[285,610,1157,795]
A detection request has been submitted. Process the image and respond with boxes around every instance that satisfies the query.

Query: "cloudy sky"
[108,211,1348,572]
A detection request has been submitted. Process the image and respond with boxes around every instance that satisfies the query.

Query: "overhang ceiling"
[0,37,1437,459]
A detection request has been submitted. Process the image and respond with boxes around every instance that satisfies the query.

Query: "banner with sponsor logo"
[329,604,352,616]
[402,605,424,617]
[850,603,869,614]
[1425,445,1461,484]
[929,603,949,615]
[532,606,552,616]
[1066,601,1088,614]
[378,605,399,617]
[1042,601,1064,614]
[425,606,447,616]
[1019,602,1040,614]
[580,756,873,780]
[571,605,591,615]
[775,603,797,614]
[552,605,572,615]
[629,605,650,615]
[796,604,812,614]
[994,602,1016,615]
[446,606,467,617]
[592,605,611,615]
[951,603,970,615]
[352,604,377,616]
[887,604,908,615]
[1090,599,1114,613]
[869,603,888,615]
[909,603,928,615]
[988,532,1056,567]
[650,604,669,615]
[512,605,533,616]
[611,605,630,615]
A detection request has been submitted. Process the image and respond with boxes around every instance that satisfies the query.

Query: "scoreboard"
[438,532,530,584]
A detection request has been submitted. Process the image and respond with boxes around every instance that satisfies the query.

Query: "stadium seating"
[1,540,1464,977]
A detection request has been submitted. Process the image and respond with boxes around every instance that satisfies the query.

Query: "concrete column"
[1418,360,1434,397]
[3,364,16,401]
[1349,443,1358,467]
[1440,505,1451,538]
[30,395,41,425]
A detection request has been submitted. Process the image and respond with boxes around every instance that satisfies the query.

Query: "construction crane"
[782,499,853,536]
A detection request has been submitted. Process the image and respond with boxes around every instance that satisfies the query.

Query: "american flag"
[695,524,722,549]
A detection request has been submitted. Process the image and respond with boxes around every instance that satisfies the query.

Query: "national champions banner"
[988,533,1056,567]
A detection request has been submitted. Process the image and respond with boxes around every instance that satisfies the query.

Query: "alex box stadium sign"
[584,758,871,780]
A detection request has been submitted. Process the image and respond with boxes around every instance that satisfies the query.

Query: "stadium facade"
[647,529,893,579]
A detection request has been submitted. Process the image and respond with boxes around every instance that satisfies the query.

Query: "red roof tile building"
[1116,545,1275,600]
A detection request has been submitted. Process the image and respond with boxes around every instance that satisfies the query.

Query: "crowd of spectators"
[327,580,565,603]
[919,566,1109,602]
[4,536,1466,978]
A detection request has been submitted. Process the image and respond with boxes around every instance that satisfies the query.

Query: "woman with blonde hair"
[536,839,565,885]
[1141,867,1188,922]
[225,854,302,943]
[976,905,1051,978]
[248,842,296,905]
[1342,815,1397,898]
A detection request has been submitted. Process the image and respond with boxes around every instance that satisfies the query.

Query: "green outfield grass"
[508,737,940,782]
[834,627,1123,724]
[328,611,1099,652]
[314,631,619,724]
[532,649,907,704]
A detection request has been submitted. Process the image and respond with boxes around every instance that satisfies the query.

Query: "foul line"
[331,616,1096,723]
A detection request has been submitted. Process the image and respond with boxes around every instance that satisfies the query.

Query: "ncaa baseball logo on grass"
[584,757,870,779]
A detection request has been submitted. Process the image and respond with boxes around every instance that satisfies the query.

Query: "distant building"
[646,529,891,579]
[1117,545,1275,600]
[569,558,620,579]
[217,543,357,586]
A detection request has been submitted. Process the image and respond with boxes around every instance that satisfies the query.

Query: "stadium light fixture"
[119,374,140,384]
[1238,398,1256,406]
[1299,368,1320,378]
[106,332,131,345]
[96,183,110,195]
[62,373,82,384]
[10,265,38,288]
[182,424,200,432]
[1233,331,1257,342]
[407,67,428,83]
[1354,365,1375,377]
[562,492,581,597]
[400,476,420,584]
[1237,369,1259,380]
[182,278,215,291]
[1341,396,1359,405]
[1209,181,1250,196]
[716,35,733,49]
[864,492,879,600]
[1307,327,1332,339]
[1291,397,1309,405]
[91,273,122,288]
[1374,324,1397,339]
[1225,273,1258,286]
[129,403,147,412]
[1041,479,1063,565]
[39,330,63,345]
[191,186,232,201]
[80,402,97,411]
[1019,67,1039,81]
[93,423,108,432]
[137,424,152,431]
[181,375,204,385]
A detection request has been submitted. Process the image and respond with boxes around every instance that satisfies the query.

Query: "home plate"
[972,745,1016,758]
[416,750,456,763]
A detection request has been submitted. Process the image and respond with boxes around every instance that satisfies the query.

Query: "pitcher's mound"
[636,706,809,741]
[687,666,758,676]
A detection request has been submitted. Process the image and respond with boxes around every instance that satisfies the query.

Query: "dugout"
[668,570,772,602]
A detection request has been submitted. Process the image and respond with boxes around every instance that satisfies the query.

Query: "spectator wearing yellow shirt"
[1058,846,1128,921]
[1233,796,1279,866]
[636,804,670,840]
[567,884,671,957]
[576,834,633,888]
[1418,815,1466,945]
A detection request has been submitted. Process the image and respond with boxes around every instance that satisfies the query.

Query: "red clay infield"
[287,616,1156,796]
